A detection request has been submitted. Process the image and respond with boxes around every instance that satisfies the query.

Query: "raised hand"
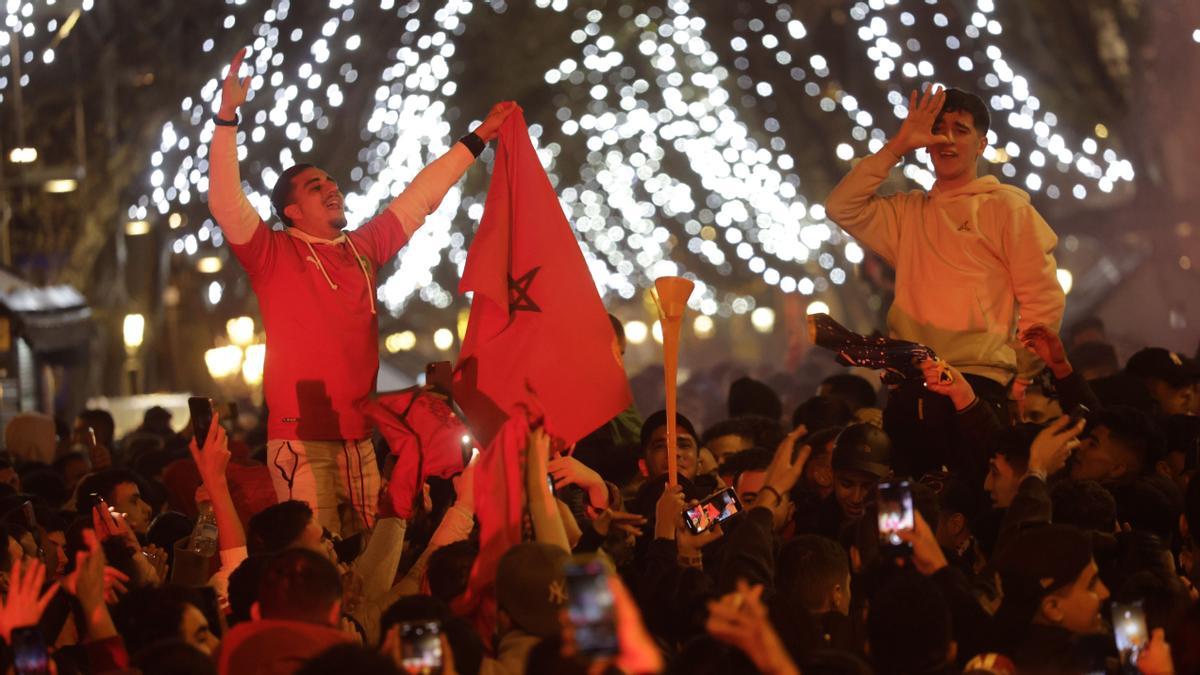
[886,84,951,156]
[548,455,609,509]
[219,48,252,119]
[895,511,949,576]
[920,357,976,410]
[0,557,60,644]
[654,484,686,541]
[473,101,519,142]
[1019,323,1072,378]
[1028,414,1086,477]
[754,426,811,512]
[188,409,230,484]
[706,580,800,675]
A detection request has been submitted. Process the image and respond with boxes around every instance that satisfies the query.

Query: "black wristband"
[458,132,486,158]
[214,113,240,127]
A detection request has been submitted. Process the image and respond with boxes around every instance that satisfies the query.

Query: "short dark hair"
[867,571,952,674]
[1051,480,1116,532]
[718,447,772,482]
[791,395,853,432]
[988,423,1043,475]
[270,163,316,228]
[426,540,478,605]
[247,500,314,556]
[257,548,342,623]
[1069,342,1120,375]
[820,374,878,412]
[938,88,990,136]
[111,585,209,654]
[132,640,216,675]
[1096,405,1166,472]
[778,534,850,613]
[700,416,784,453]
[227,555,270,625]
[76,468,145,514]
[78,409,116,449]
[608,314,625,341]
[19,468,69,509]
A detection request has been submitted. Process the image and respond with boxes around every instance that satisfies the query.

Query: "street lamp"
[225,316,255,347]
[123,313,145,394]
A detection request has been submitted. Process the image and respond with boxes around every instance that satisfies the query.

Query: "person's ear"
[328,600,342,627]
[975,133,986,157]
[850,546,863,574]
[250,601,262,621]
[283,202,303,224]
[637,458,648,478]
[1039,594,1064,624]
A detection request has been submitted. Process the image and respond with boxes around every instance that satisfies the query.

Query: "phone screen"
[565,557,619,659]
[189,397,215,449]
[399,621,443,675]
[877,481,914,554]
[1112,601,1147,663]
[12,627,50,675]
[683,487,743,535]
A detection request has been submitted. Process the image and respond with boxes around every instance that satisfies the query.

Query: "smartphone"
[399,620,443,675]
[564,556,619,659]
[84,426,98,449]
[877,480,915,556]
[189,396,215,448]
[1112,601,1148,665]
[11,626,50,675]
[1067,404,1091,428]
[547,473,557,496]
[683,487,744,535]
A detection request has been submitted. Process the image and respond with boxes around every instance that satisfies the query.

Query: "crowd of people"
[0,315,1197,675]
[0,49,1197,675]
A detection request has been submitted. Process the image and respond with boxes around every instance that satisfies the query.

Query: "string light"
[0,2,94,107]
[125,1,1132,322]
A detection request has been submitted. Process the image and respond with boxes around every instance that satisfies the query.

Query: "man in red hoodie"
[208,49,516,535]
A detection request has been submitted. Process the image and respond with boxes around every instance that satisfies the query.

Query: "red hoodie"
[217,619,351,675]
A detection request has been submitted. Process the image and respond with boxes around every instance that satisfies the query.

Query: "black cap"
[1126,347,1200,388]
[640,410,698,450]
[831,423,892,478]
[995,524,1092,601]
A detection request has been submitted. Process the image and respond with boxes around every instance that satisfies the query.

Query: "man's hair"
[257,548,342,623]
[700,416,784,453]
[270,163,316,228]
[778,535,850,613]
[867,571,952,674]
[718,447,772,479]
[426,540,478,605]
[1096,405,1166,473]
[78,409,116,448]
[1051,480,1116,532]
[988,423,1043,475]
[131,641,216,675]
[607,314,625,342]
[820,374,878,412]
[19,468,69,509]
[111,585,210,654]
[247,500,314,556]
[1069,342,1120,375]
[791,395,853,432]
[76,468,144,514]
[1067,317,1107,344]
[939,88,990,135]
[227,555,270,625]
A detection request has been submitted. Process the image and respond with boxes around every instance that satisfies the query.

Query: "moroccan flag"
[359,388,470,519]
[452,108,632,447]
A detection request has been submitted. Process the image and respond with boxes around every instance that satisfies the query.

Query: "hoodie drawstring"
[292,230,376,315]
[302,239,340,291]
[343,236,377,316]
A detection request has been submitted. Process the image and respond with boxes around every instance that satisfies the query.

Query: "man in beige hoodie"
[825,86,1064,474]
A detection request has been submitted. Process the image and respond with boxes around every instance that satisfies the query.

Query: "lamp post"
[122,313,145,395]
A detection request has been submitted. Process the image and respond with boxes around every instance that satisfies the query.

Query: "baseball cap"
[495,543,569,639]
[1126,347,1200,388]
[640,410,699,450]
[831,423,892,479]
[994,524,1092,603]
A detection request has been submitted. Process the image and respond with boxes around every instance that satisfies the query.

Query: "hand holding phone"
[11,626,50,675]
[564,556,619,660]
[877,480,914,557]
[1112,601,1148,667]
[682,487,743,535]
[189,397,215,450]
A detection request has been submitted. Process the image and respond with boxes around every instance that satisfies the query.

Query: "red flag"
[452,108,631,447]
[359,389,470,518]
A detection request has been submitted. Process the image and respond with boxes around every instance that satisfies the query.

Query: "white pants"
[266,438,379,537]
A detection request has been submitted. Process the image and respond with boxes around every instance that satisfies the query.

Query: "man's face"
[46,531,67,579]
[644,426,699,481]
[1044,560,1110,635]
[735,469,791,531]
[111,481,153,536]
[1069,426,1130,483]
[803,442,836,498]
[180,602,221,656]
[832,469,878,520]
[706,433,753,466]
[1149,380,1197,417]
[985,454,1020,508]
[929,109,985,184]
[285,167,346,233]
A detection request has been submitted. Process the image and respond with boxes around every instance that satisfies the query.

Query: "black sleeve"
[636,538,715,645]
[930,565,993,668]
[948,397,1004,484]
[997,475,1052,552]
[1052,370,1102,414]
[715,506,777,596]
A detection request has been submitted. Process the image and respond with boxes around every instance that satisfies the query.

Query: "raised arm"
[208,48,262,245]
[188,411,247,553]
[825,85,951,264]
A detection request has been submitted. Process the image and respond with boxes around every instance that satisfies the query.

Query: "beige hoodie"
[825,148,1065,385]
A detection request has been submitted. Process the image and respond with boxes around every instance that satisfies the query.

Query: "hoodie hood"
[931,175,1031,203]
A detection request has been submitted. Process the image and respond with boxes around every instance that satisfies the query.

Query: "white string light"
[125,0,1133,321]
